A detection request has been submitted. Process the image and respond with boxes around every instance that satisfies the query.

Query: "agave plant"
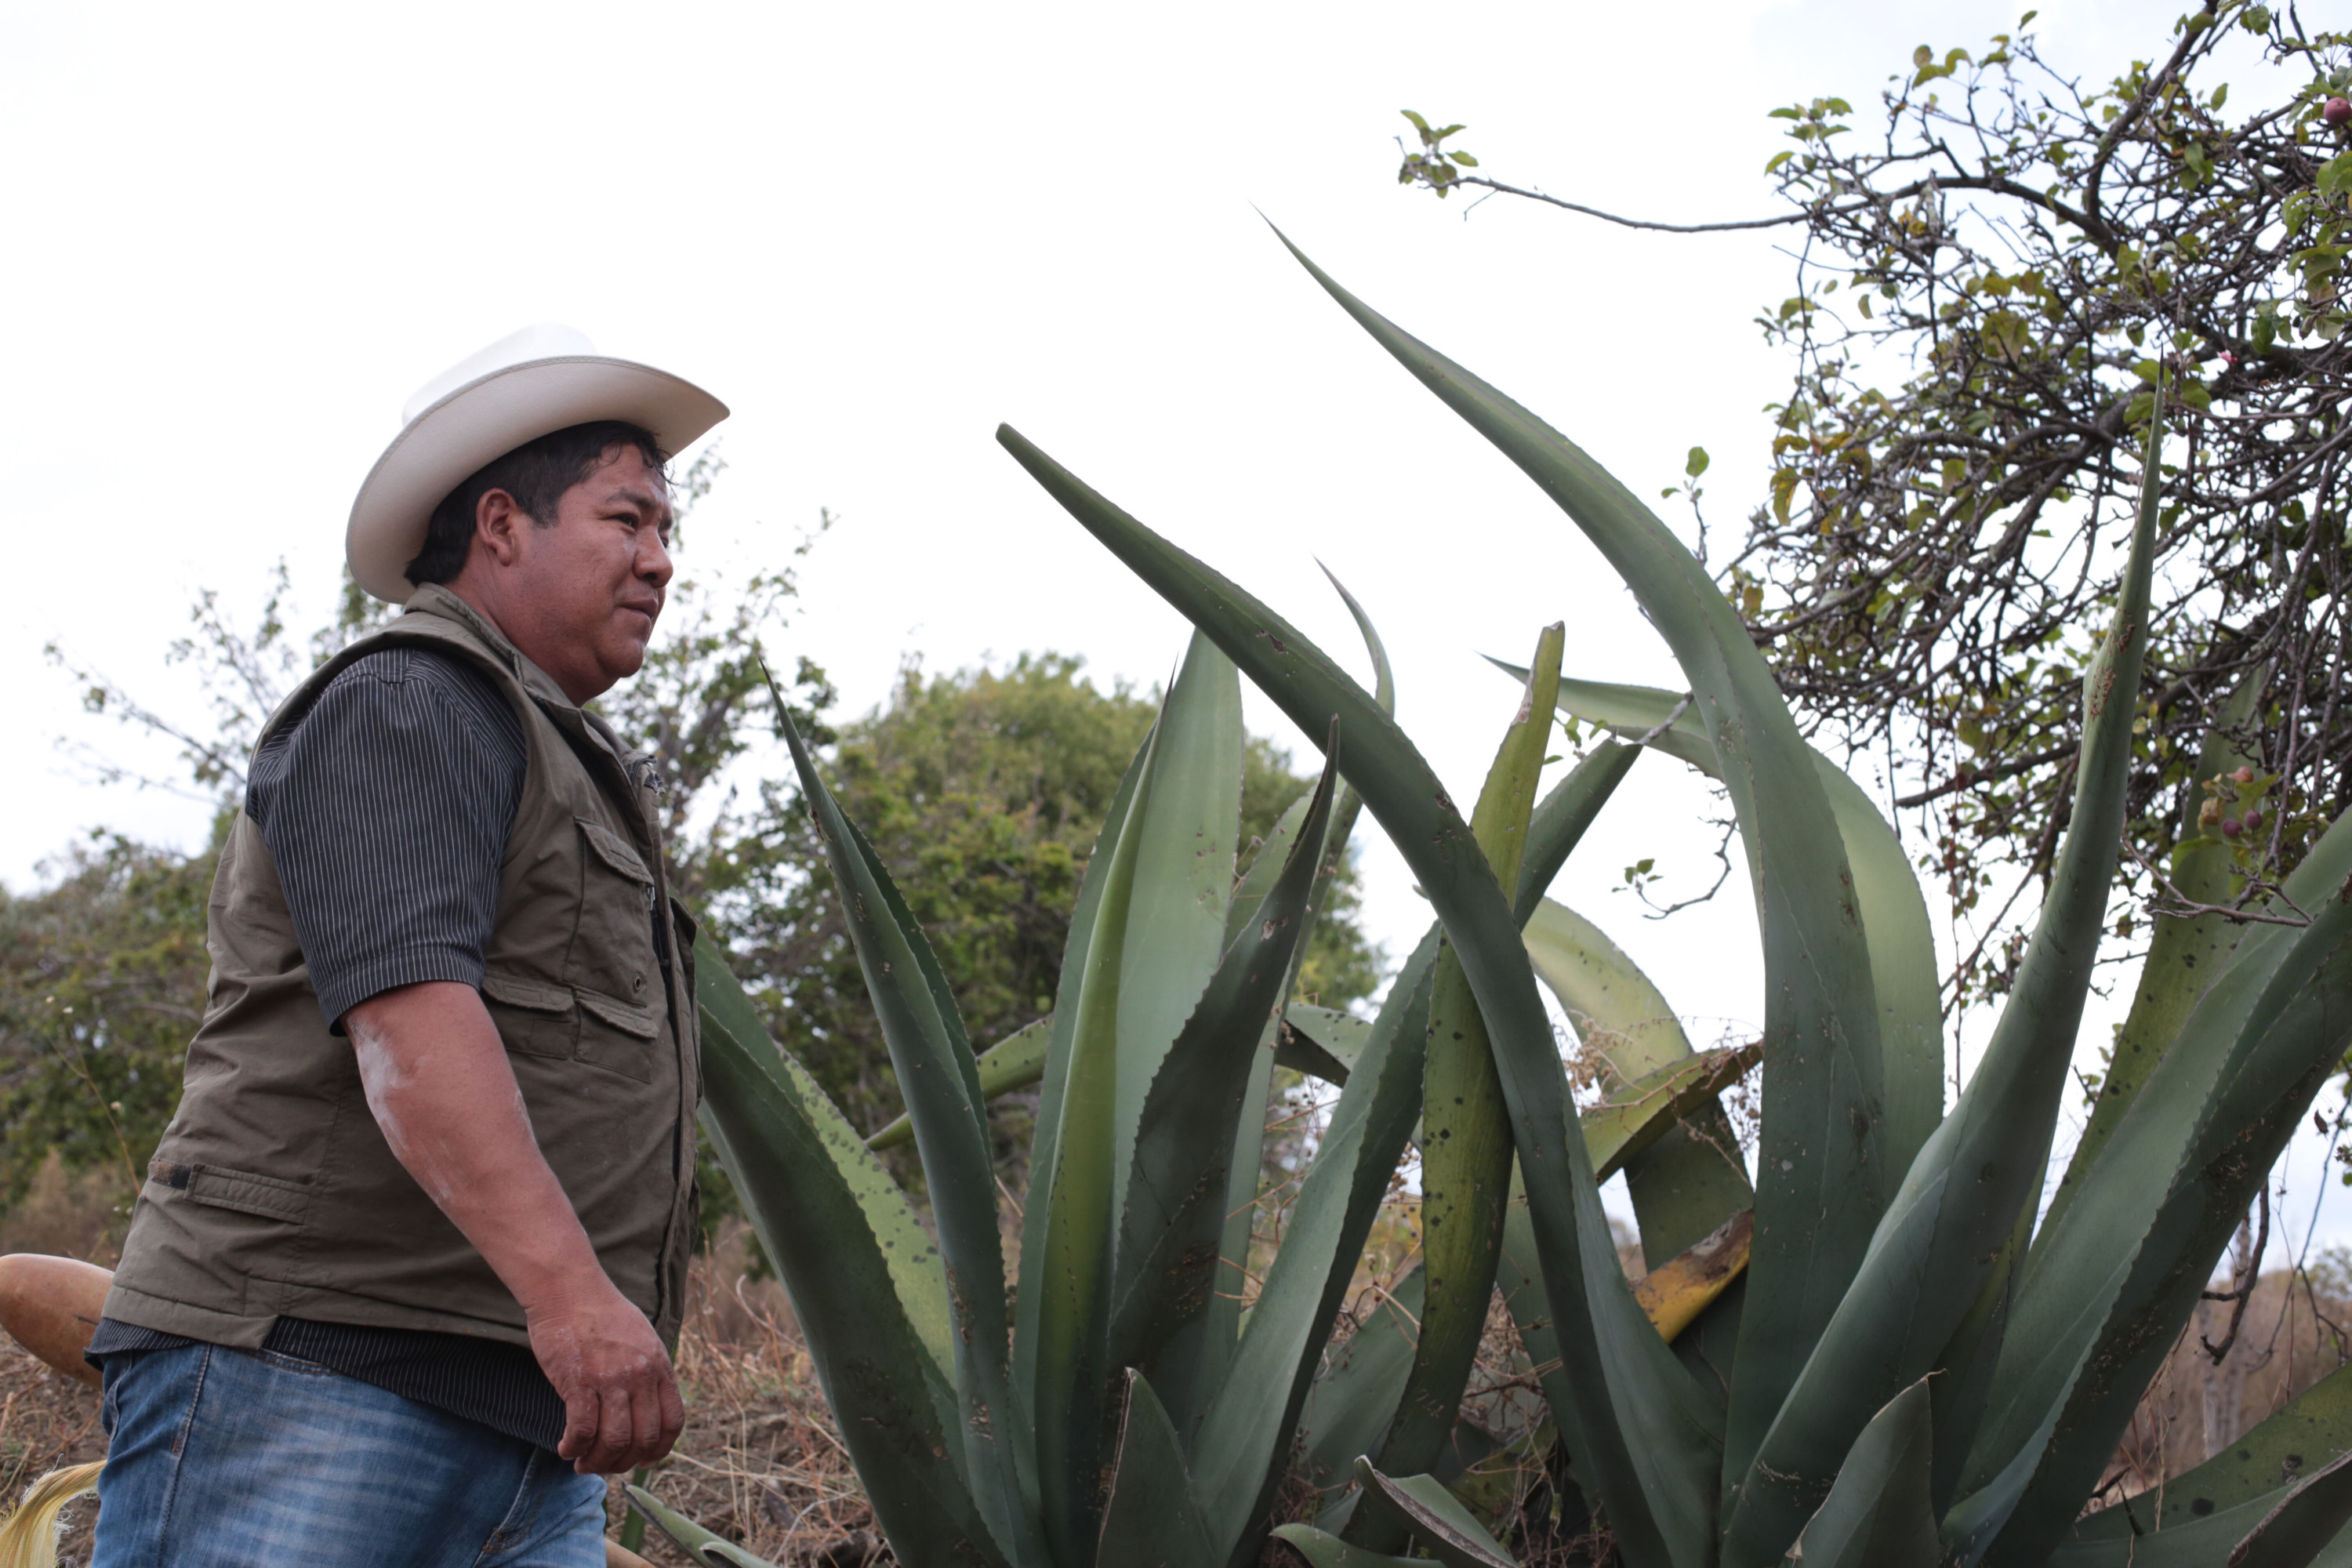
[641,606,1745,1567]
[642,236,2352,1568]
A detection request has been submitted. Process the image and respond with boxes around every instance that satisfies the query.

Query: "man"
[87,325,728,1567]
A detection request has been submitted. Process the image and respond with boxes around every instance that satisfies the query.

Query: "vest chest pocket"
[568,818,665,1083]
[481,973,575,1059]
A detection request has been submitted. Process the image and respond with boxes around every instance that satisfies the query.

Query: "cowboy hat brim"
[346,354,728,604]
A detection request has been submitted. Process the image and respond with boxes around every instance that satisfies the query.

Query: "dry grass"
[0,1340,107,1564]
[0,1241,2336,1566]
[616,1226,882,1566]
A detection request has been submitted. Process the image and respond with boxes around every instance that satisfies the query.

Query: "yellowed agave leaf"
[0,1461,102,1568]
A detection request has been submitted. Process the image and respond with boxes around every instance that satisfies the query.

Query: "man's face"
[469,445,674,704]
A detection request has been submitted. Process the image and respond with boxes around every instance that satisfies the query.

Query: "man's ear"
[474,489,529,568]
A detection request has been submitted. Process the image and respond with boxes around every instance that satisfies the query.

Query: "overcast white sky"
[8,0,2346,1258]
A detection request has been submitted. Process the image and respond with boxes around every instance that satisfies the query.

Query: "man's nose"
[639,525,674,590]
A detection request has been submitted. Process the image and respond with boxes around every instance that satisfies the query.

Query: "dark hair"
[405,419,672,586]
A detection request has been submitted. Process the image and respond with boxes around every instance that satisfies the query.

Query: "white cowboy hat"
[346,323,729,603]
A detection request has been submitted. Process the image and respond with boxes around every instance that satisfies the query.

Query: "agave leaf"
[1445,1419,1552,1523]
[1323,563,1399,717]
[1110,739,1340,1420]
[0,1460,100,1568]
[1470,626,1561,900]
[1971,931,2352,1564]
[1280,1003,1374,1083]
[1096,1370,1218,1568]
[1206,787,1332,1370]
[867,1015,1053,1152]
[1583,1046,1761,1183]
[2216,1457,2352,1568]
[1198,571,1392,1406]
[767,685,1040,1561]
[1522,898,1754,1266]
[953,1011,1048,1100]
[2040,663,2267,1237]
[1301,1265,1428,1491]
[1491,1181,1572,1433]
[1721,406,2165,1568]
[1523,898,1696,1080]
[1777,1380,1938,1568]
[1368,626,1563,1512]
[1807,759,1945,1188]
[1269,1524,1427,1568]
[700,1549,783,1568]
[1511,739,1642,923]
[2072,1362,2352,1537]
[694,949,1003,1565]
[1020,637,1261,1562]
[628,1484,786,1568]
[1225,791,1316,953]
[1525,666,1947,1191]
[1501,1180,1750,1348]
[1202,1013,1282,1414]
[1300,1301,1518,1546]
[1493,1178,1742,1488]
[1486,656,1720,782]
[1350,1458,1519,1568]
[1632,1207,1755,1341]
[1012,729,1149,1417]
[696,934,954,1385]
[1188,931,1440,1566]
[2044,1493,2310,1566]
[2042,1452,2352,1567]
[1293,567,1392,949]
[1505,850,1753,1383]
[1111,630,1244,1229]
[996,424,1711,1568]
[1276,235,1894,1496]
[1946,793,2352,1562]
[1929,1194,2032,1517]
[1029,720,1160,1566]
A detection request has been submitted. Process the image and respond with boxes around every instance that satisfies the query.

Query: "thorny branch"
[1402,5,2352,1011]
[2201,1185,2272,1363]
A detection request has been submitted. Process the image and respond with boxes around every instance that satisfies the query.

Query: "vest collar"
[401,584,585,719]
[400,585,635,775]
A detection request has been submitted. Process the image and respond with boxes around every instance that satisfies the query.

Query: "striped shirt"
[252,645,527,1029]
[89,646,568,1451]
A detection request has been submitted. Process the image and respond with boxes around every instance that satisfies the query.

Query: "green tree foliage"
[0,832,219,1214]
[1399,5,2352,1006]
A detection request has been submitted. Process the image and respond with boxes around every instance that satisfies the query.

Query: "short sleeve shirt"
[246,646,527,1029]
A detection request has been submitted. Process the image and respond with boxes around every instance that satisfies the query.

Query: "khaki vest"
[105,586,701,1351]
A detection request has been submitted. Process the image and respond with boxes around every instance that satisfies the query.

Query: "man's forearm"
[343,977,683,1473]
[344,980,603,1311]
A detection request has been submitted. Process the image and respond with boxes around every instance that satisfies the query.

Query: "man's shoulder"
[328,642,499,699]
[299,644,525,757]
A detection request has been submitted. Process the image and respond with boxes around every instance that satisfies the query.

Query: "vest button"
[632,974,645,994]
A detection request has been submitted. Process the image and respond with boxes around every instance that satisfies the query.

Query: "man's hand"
[346,979,684,1474]
[526,1272,687,1475]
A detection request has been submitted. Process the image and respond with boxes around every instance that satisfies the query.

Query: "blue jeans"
[93,1342,608,1567]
